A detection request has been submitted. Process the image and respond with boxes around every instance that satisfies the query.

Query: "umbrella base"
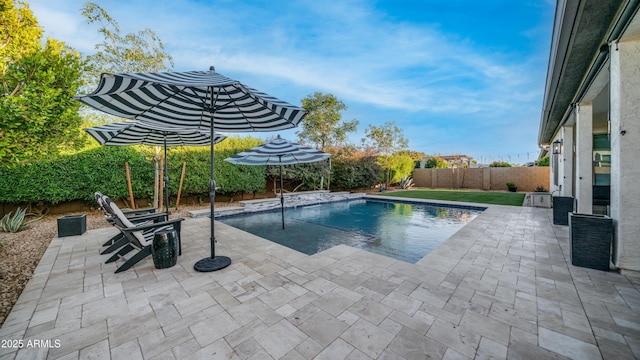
[194,256,231,272]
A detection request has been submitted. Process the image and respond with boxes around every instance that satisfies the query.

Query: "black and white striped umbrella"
[225,136,330,229]
[85,120,226,146]
[85,121,226,215]
[74,68,306,132]
[75,67,307,272]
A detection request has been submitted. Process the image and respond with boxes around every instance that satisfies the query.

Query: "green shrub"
[331,156,381,190]
[0,136,266,205]
[490,161,512,167]
[536,156,550,166]
[0,136,385,207]
[389,154,415,183]
[424,157,448,168]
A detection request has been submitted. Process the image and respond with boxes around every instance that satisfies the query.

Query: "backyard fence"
[412,167,550,192]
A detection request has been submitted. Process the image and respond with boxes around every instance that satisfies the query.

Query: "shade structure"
[85,120,225,147]
[85,120,226,215]
[75,67,307,272]
[225,136,330,229]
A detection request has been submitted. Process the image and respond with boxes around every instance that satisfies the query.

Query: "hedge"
[0,136,387,206]
[0,136,266,204]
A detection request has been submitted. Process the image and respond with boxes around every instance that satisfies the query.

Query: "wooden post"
[158,157,164,211]
[176,162,186,210]
[125,162,135,209]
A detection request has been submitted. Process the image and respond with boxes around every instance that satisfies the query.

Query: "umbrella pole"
[194,81,231,272]
[279,160,285,230]
[210,124,215,256]
[164,137,170,216]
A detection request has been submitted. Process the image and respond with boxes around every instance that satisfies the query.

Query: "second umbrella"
[85,120,226,215]
[225,135,331,229]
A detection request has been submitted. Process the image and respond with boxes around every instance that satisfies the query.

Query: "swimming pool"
[218,199,484,263]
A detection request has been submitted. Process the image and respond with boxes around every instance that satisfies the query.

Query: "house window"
[592,134,610,214]
[593,134,611,186]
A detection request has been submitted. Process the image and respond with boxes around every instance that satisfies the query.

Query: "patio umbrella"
[225,135,330,229]
[84,120,226,216]
[75,66,306,272]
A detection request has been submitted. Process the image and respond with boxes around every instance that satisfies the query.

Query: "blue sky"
[28,0,555,164]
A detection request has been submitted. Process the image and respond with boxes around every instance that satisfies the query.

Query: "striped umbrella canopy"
[225,136,330,229]
[74,67,306,132]
[75,66,307,272]
[85,120,226,215]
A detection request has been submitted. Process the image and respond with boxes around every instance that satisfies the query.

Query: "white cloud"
[26,0,552,157]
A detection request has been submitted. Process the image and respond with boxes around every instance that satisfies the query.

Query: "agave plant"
[0,207,41,233]
[399,176,414,189]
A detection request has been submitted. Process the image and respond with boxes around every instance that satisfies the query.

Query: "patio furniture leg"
[115,247,152,273]
[102,233,123,247]
[106,243,136,263]
[101,236,129,255]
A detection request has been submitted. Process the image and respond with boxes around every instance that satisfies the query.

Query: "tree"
[398,150,426,168]
[81,2,175,207]
[489,161,511,167]
[0,0,86,166]
[362,121,408,156]
[424,157,448,168]
[362,121,409,186]
[81,2,174,92]
[536,156,549,166]
[0,0,40,76]
[378,153,414,184]
[297,92,358,151]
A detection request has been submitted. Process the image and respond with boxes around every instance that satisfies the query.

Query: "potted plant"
[506,182,517,192]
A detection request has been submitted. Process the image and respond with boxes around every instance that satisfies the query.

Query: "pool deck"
[1,195,639,359]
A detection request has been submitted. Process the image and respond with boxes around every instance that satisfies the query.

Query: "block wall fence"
[412,167,550,192]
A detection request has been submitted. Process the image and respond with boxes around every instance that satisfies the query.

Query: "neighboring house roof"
[538,0,635,145]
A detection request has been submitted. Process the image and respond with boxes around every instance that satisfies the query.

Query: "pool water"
[218,199,483,263]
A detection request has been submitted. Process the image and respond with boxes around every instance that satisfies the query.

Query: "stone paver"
[1,195,639,359]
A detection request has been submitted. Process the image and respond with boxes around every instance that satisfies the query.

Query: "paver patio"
[1,195,639,359]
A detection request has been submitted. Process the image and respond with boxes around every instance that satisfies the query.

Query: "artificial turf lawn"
[377,189,526,206]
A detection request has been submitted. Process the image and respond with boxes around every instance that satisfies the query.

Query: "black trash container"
[569,213,612,271]
[553,196,574,225]
[152,229,179,269]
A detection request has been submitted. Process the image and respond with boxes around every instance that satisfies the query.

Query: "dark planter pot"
[152,229,179,269]
[569,213,612,271]
[553,196,574,225]
[57,214,86,237]
[508,186,517,192]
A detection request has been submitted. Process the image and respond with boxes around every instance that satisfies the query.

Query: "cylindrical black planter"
[152,229,178,269]
[569,213,612,271]
[553,196,574,225]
